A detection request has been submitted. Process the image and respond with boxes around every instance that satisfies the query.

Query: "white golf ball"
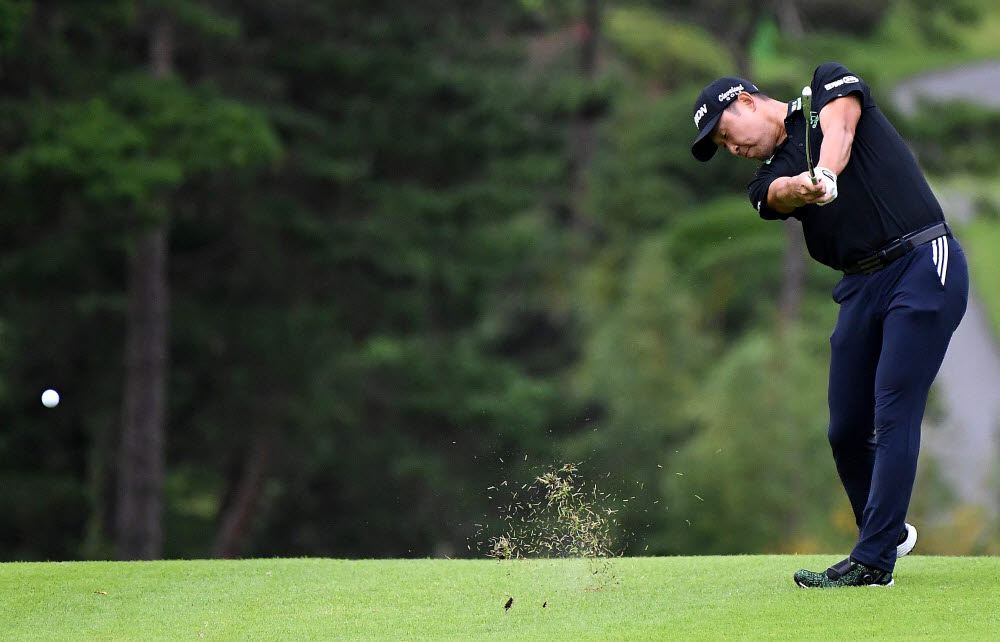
[41,389,60,408]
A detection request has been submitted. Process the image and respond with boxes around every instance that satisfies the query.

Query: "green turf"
[4,556,1000,640]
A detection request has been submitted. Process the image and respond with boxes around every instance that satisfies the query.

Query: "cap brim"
[690,112,722,162]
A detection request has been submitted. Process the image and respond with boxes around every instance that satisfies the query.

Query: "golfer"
[691,63,968,587]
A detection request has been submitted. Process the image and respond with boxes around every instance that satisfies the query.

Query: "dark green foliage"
[0,0,30,55]
[898,100,1000,177]
[588,91,750,236]
[603,7,732,87]
[908,0,985,46]
[203,2,583,558]
[659,329,845,554]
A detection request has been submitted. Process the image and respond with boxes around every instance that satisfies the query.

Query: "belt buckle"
[858,249,887,274]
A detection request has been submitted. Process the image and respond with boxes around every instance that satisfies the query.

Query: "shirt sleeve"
[747,160,790,221]
[811,62,873,114]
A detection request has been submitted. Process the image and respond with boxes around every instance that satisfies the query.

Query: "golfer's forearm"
[817,95,862,175]
[817,125,854,175]
[767,177,798,214]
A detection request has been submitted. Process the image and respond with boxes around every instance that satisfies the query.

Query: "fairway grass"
[3,555,1000,640]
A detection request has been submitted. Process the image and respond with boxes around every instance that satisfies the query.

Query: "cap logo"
[718,84,744,102]
[694,103,708,128]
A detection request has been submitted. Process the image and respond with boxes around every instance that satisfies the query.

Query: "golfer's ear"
[739,92,756,110]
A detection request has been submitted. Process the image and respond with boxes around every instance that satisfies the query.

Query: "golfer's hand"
[783,171,830,207]
[766,172,837,214]
[813,167,838,206]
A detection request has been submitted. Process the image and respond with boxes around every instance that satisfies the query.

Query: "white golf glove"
[814,166,838,206]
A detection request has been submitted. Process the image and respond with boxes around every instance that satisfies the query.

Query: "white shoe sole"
[896,523,917,558]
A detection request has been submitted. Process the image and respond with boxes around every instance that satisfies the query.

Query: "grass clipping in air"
[484,463,619,562]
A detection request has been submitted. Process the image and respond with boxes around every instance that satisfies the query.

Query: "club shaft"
[802,88,817,184]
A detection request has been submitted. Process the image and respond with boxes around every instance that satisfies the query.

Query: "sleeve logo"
[824,75,859,91]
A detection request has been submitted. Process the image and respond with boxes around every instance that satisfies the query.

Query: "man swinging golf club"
[691,63,969,587]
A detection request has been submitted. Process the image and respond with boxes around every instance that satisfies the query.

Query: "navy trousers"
[828,233,968,573]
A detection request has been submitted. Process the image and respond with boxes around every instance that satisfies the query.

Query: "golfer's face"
[711,98,770,161]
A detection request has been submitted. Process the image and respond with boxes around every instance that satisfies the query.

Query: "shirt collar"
[785,98,803,121]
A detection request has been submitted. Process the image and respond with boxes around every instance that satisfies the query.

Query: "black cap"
[691,77,759,162]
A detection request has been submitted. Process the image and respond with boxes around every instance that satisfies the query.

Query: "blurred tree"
[602,5,733,88]
[116,4,173,563]
[657,328,848,554]
[566,234,710,547]
[566,0,601,230]
[668,0,893,44]
[906,0,985,47]
[205,0,587,558]
[0,0,28,54]
[898,100,1000,177]
[0,0,279,560]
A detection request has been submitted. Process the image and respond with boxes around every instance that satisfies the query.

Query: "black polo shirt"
[747,62,944,271]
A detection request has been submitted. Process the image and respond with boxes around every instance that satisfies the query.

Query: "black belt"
[843,222,951,275]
